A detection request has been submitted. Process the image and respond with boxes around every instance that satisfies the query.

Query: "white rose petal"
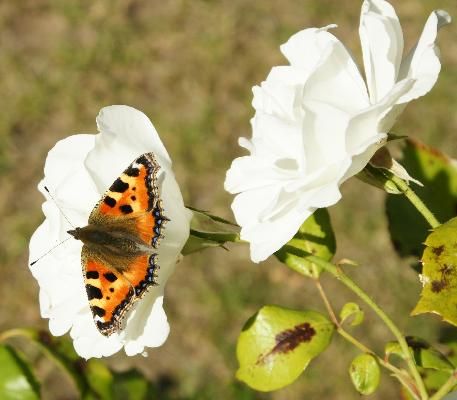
[397,9,451,104]
[225,1,449,262]
[29,105,191,359]
[360,0,403,103]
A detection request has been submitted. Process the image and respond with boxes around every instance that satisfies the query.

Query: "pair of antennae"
[30,186,77,267]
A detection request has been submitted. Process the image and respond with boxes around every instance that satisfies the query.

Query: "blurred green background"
[1,0,457,398]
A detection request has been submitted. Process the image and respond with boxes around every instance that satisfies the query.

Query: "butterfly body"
[68,224,153,262]
[67,153,168,336]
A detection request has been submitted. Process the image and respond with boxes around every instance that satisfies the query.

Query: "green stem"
[308,256,428,400]
[429,371,457,400]
[314,279,421,400]
[0,328,35,343]
[390,175,440,229]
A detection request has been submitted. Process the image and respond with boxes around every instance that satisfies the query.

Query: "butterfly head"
[67,226,99,244]
[67,227,82,240]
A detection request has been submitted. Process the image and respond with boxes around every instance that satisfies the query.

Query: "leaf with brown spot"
[236,305,334,392]
[412,217,457,326]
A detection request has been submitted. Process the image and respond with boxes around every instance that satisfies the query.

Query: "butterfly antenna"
[30,236,72,267]
[44,186,76,229]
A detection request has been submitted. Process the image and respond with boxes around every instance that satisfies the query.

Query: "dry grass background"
[1,0,457,399]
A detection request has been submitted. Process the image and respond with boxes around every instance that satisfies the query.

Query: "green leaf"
[0,344,40,400]
[412,217,457,326]
[182,207,240,255]
[113,370,152,400]
[339,303,364,327]
[236,305,334,392]
[85,360,113,400]
[349,353,380,395]
[384,341,403,359]
[385,337,454,372]
[386,139,457,257]
[396,335,457,399]
[1,329,90,398]
[32,330,89,396]
[0,329,156,399]
[407,337,454,372]
[275,209,336,278]
[440,333,457,366]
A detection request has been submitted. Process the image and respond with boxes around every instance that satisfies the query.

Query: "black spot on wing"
[119,204,133,214]
[94,287,135,336]
[136,155,148,165]
[104,272,118,282]
[104,196,116,208]
[86,271,99,279]
[86,284,103,300]
[110,178,129,193]
[125,165,140,177]
[91,306,106,317]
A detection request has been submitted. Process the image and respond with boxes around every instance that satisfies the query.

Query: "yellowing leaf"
[412,217,457,326]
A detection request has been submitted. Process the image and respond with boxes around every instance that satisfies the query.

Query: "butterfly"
[67,153,168,336]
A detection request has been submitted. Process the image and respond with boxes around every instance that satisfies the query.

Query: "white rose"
[29,105,191,358]
[225,0,450,263]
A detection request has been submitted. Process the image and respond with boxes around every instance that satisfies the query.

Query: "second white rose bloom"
[225,0,451,263]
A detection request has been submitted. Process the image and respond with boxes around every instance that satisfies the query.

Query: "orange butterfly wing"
[82,247,159,335]
[82,153,167,336]
[89,153,166,247]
